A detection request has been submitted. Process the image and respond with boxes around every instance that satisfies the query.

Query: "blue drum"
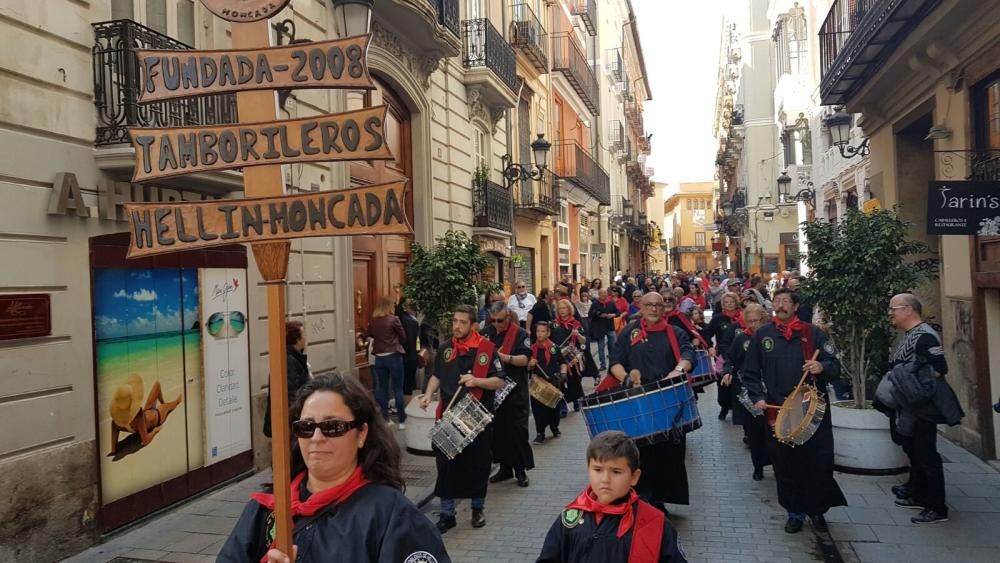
[688,349,715,389]
[581,376,702,446]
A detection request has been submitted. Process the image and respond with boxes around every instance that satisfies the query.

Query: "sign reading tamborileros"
[130,105,392,182]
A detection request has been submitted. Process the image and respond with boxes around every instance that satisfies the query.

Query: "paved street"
[63,380,1000,563]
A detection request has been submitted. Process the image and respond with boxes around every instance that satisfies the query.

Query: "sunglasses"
[292,418,363,439]
[490,318,508,324]
[206,311,246,337]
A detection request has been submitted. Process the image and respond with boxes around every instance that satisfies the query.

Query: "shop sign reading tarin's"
[137,35,374,102]
[125,181,409,257]
[926,181,1000,235]
[131,106,391,182]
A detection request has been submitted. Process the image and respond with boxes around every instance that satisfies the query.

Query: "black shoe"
[718,409,729,420]
[436,513,456,534]
[516,471,530,487]
[894,497,924,510]
[533,434,545,444]
[784,517,804,534]
[810,514,828,533]
[552,429,562,438]
[573,400,581,412]
[911,509,949,525]
[891,483,912,499]
[471,509,486,528]
[742,436,750,445]
[489,468,513,483]
[752,469,764,481]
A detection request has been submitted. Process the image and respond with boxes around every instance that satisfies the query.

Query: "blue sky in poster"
[94,269,199,340]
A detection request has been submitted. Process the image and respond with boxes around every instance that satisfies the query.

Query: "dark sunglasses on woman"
[292,418,364,438]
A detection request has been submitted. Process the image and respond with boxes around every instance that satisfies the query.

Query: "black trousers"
[530,397,560,435]
[902,418,947,514]
[765,411,846,516]
[743,415,772,471]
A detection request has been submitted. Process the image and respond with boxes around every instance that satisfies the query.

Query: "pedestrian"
[263,321,310,438]
[608,292,695,513]
[883,293,964,524]
[787,276,813,323]
[590,288,618,373]
[218,374,450,563]
[702,292,742,420]
[367,297,407,429]
[723,303,771,481]
[482,302,534,488]
[397,300,420,396]
[526,288,554,341]
[628,290,643,318]
[767,273,780,300]
[552,298,590,411]
[574,286,593,334]
[529,321,568,444]
[536,431,688,563]
[508,280,536,329]
[420,305,506,533]
[742,289,846,534]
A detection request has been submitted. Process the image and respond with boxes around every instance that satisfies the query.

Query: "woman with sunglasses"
[218,374,450,563]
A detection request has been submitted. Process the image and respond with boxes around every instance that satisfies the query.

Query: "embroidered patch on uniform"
[562,508,583,528]
[631,329,640,342]
[550,346,557,354]
[478,353,488,365]
[823,342,836,355]
[743,340,751,351]
[403,551,439,563]
[444,349,452,361]
[524,338,532,348]
[265,512,276,544]
[762,337,774,352]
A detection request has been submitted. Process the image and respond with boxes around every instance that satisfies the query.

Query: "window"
[782,114,812,167]
[774,9,808,77]
[467,0,484,19]
[112,0,134,19]
[558,202,570,248]
[695,232,706,247]
[686,199,692,210]
[473,126,488,171]
[177,0,195,46]
[146,0,167,34]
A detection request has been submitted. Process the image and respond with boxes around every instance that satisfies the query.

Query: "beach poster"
[200,268,252,464]
[94,268,200,505]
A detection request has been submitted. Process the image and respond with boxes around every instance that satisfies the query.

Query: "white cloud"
[113,288,158,301]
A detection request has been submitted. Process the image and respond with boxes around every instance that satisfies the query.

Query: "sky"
[94,269,200,340]
[633,0,726,194]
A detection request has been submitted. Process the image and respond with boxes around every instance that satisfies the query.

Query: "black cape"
[217,482,450,563]
[550,321,594,403]
[432,338,501,499]
[482,324,535,471]
[536,503,688,563]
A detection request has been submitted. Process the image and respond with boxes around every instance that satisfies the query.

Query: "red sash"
[596,320,682,393]
[435,339,496,420]
[665,309,709,349]
[498,324,520,355]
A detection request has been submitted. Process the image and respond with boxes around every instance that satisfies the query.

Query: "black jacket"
[263,347,310,438]
[398,312,420,365]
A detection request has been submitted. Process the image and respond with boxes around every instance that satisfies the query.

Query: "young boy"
[536,431,687,563]
[529,322,567,444]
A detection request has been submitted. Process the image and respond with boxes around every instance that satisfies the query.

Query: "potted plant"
[399,230,497,452]
[801,208,935,473]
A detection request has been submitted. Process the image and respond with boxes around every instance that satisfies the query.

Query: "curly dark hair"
[287,373,404,492]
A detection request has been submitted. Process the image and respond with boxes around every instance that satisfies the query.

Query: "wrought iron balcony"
[473,177,513,232]
[608,48,624,83]
[619,136,633,164]
[552,33,599,115]
[514,169,560,217]
[436,0,460,38]
[93,19,238,146]
[625,98,643,139]
[570,0,597,36]
[463,18,520,98]
[553,140,610,205]
[510,3,547,73]
[819,0,941,105]
[609,120,625,152]
[732,104,745,126]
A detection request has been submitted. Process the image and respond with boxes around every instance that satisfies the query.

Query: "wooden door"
[350,80,413,384]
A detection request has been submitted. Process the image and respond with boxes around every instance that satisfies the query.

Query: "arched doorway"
[349,78,414,385]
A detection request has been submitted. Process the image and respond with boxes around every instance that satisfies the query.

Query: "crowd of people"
[228,266,966,562]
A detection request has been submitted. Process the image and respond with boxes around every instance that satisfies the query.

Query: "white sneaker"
[398,423,406,430]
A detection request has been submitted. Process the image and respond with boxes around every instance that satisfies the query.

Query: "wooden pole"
[231,19,294,559]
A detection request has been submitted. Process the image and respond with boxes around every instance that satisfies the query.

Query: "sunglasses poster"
[93,268,202,504]
[200,268,252,464]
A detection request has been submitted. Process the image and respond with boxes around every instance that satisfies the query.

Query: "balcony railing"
[551,33,599,115]
[608,48,624,82]
[625,99,643,138]
[436,0,460,38]
[554,140,610,205]
[93,19,238,146]
[609,120,625,152]
[819,0,941,105]
[514,169,560,217]
[510,3,547,73]
[463,18,519,94]
[570,0,597,36]
[473,178,513,232]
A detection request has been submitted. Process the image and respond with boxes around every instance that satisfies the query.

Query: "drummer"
[481,301,534,487]
[722,303,771,481]
[609,292,695,513]
[551,299,593,412]
[529,321,569,444]
[420,304,506,534]
[701,291,744,420]
[742,289,846,534]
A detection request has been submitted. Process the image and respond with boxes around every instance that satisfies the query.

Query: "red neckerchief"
[250,466,370,563]
[721,308,742,325]
[554,312,581,332]
[449,331,483,361]
[615,297,629,314]
[532,338,553,365]
[630,318,682,363]
[564,487,664,563]
[664,309,709,349]
[741,323,753,336]
[772,317,805,341]
[498,322,520,355]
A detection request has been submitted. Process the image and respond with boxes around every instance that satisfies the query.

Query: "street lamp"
[501,133,551,276]
[825,108,870,159]
[777,170,792,203]
[329,0,374,39]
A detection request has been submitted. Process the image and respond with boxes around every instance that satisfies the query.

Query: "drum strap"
[629,500,665,563]
[665,310,710,349]
[498,325,520,355]
[435,340,496,420]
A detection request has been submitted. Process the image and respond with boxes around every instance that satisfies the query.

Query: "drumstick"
[765,350,822,411]
[442,376,469,414]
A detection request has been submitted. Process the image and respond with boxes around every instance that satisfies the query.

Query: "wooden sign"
[130,105,393,182]
[124,181,410,258]
[0,294,51,341]
[199,0,291,22]
[137,35,375,103]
